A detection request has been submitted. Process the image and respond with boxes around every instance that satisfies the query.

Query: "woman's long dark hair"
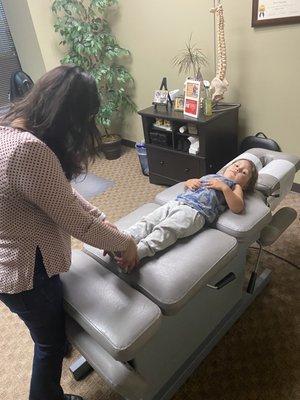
[1,65,101,180]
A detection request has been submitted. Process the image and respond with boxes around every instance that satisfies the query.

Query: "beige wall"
[2,0,46,81]
[4,0,300,182]
[224,0,300,183]
[26,0,64,71]
[110,0,215,139]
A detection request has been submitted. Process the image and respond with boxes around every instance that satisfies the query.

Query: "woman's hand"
[185,178,201,190]
[115,238,138,272]
[204,179,230,192]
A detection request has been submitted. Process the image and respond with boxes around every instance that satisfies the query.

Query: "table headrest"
[246,148,300,171]
[220,148,299,198]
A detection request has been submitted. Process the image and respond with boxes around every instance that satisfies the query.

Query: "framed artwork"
[153,90,168,105]
[252,0,300,27]
[174,97,184,112]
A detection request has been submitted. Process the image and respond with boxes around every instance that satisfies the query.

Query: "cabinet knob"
[185,168,190,173]
[160,160,165,166]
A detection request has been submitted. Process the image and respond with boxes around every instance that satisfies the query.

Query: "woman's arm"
[8,139,131,252]
[72,188,106,220]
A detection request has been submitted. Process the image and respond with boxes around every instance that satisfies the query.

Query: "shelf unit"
[138,105,240,186]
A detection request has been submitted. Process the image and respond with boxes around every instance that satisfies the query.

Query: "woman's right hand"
[185,178,201,190]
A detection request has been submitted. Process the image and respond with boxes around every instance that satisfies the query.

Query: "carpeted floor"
[0,146,299,400]
[71,173,115,199]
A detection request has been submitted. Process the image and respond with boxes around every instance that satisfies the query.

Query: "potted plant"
[172,33,208,81]
[52,0,136,159]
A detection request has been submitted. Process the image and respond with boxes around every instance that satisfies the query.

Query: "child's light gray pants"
[125,200,205,260]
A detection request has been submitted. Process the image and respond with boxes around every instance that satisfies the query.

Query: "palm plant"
[52,0,136,141]
[172,33,208,81]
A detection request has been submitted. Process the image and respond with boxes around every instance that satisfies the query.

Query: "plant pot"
[101,134,122,160]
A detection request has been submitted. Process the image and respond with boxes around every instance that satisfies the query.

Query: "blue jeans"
[0,247,66,400]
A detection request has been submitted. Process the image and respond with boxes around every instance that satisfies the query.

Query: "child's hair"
[242,159,258,192]
[222,159,258,192]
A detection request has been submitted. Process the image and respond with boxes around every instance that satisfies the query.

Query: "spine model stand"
[210,2,229,102]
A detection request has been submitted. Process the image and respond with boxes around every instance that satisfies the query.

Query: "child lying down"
[110,159,258,273]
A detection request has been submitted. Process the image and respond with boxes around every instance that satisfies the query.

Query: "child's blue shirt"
[175,174,236,223]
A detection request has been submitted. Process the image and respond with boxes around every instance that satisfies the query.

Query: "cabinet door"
[147,145,205,183]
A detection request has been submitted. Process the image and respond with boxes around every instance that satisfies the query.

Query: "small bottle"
[203,80,213,117]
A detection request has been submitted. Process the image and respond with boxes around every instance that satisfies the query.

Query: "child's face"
[223,159,253,188]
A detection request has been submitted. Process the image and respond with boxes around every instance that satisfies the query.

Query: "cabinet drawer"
[147,146,205,182]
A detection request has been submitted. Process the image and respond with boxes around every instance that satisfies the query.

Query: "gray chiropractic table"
[61,148,300,400]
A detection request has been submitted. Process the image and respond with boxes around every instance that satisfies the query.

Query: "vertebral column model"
[210,3,229,102]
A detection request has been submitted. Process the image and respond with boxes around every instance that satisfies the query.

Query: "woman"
[0,65,137,400]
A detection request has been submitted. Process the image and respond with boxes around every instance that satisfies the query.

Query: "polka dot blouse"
[0,126,131,294]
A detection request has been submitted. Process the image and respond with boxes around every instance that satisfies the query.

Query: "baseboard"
[121,139,136,148]
[292,183,300,193]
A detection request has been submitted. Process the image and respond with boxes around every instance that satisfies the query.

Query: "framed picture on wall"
[252,0,300,27]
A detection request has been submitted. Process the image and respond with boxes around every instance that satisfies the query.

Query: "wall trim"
[121,139,136,148]
[292,183,300,193]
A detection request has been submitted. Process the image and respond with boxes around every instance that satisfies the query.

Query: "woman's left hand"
[115,239,138,272]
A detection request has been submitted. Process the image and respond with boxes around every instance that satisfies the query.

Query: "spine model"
[210,3,229,102]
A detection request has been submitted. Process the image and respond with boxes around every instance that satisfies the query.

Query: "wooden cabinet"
[138,105,240,186]
[147,146,205,184]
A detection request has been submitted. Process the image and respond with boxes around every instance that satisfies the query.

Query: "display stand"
[138,104,240,186]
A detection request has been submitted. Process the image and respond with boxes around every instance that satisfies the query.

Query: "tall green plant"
[52,0,136,136]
